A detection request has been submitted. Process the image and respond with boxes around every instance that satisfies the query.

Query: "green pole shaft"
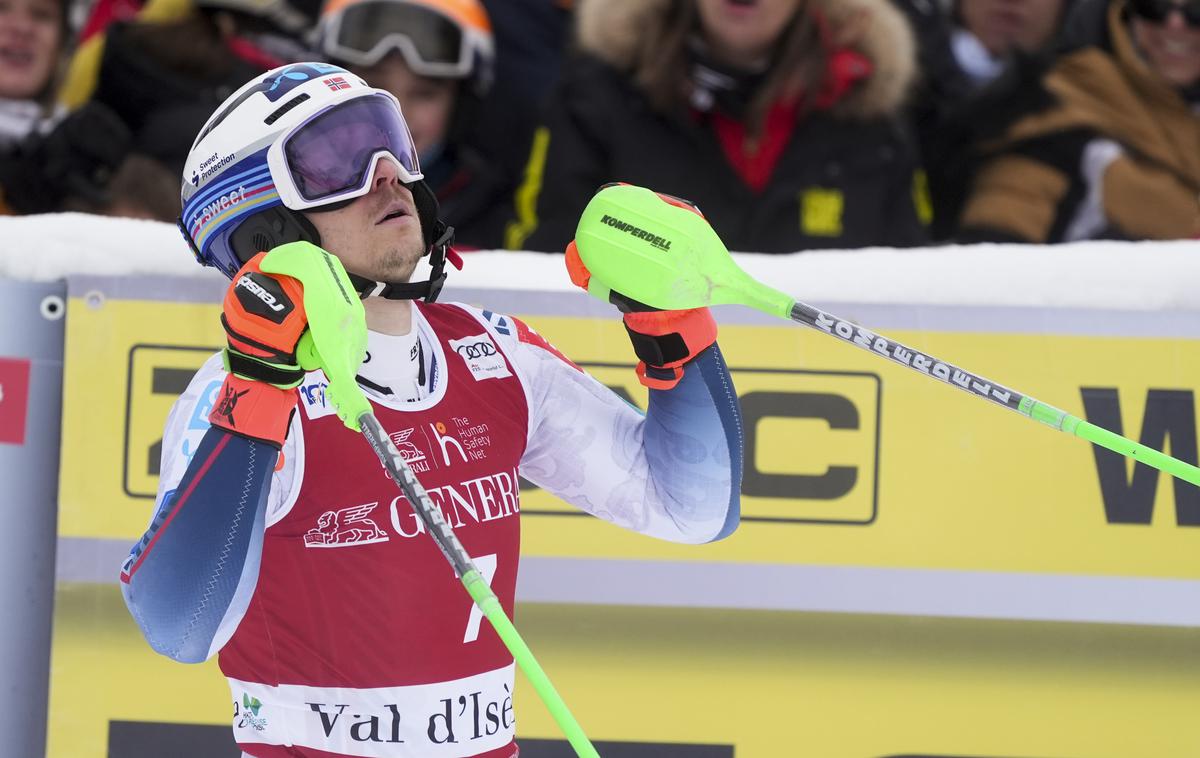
[462,572,601,758]
[785,301,1200,488]
[1076,418,1200,487]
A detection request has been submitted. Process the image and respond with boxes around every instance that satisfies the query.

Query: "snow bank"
[1,213,1197,310]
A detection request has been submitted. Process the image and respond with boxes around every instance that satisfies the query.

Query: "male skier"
[121,62,742,758]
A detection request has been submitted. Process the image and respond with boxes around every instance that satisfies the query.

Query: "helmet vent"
[265,94,311,125]
[252,231,273,251]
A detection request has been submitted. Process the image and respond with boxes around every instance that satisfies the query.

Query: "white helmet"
[179,62,454,299]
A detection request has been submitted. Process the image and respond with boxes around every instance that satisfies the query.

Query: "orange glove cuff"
[623,308,718,390]
[565,241,591,291]
[208,374,297,448]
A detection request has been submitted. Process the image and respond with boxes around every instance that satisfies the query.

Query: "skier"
[121,62,743,758]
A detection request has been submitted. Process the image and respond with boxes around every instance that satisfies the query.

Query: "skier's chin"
[363,246,422,286]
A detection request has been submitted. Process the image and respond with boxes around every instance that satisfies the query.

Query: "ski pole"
[357,413,600,758]
[257,242,601,758]
[571,183,1200,488]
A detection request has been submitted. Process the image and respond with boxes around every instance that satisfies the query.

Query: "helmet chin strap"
[308,178,461,303]
[346,221,459,303]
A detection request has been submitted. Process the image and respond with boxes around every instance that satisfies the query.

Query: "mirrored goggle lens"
[328,2,465,70]
[283,94,421,203]
[1129,0,1200,26]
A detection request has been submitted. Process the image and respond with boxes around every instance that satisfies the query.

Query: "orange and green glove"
[209,251,308,447]
[565,187,718,390]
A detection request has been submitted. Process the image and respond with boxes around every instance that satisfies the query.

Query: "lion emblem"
[304,503,389,547]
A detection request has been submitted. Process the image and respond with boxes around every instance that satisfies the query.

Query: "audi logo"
[454,342,497,359]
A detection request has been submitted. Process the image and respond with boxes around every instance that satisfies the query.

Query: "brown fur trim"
[576,0,674,72]
[818,0,915,119]
[575,0,914,118]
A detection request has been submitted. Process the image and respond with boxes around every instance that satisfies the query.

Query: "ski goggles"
[267,91,423,210]
[1129,0,1200,26]
[319,0,476,75]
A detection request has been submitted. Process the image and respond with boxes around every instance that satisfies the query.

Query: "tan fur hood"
[574,0,916,119]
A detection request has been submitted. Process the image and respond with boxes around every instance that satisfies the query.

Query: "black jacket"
[91,19,268,177]
[506,0,928,255]
[424,142,514,249]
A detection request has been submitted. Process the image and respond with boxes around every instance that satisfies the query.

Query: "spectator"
[951,0,1069,84]
[472,0,572,179]
[505,0,927,255]
[85,0,320,177]
[12,0,320,220]
[956,0,1200,243]
[56,0,190,112]
[0,0,64,140]
[0,0,69,212]
[892,0,1074,237]
[0,0,138,217]
[315,0,511,247]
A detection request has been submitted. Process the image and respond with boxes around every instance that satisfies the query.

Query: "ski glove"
[566,236,717,391]
[208,252,308,447]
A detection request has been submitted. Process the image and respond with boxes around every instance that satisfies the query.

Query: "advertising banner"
[0,279,65,758]
[50,275,1200,758]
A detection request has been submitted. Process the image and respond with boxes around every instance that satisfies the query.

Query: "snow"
[1,213,1198,310]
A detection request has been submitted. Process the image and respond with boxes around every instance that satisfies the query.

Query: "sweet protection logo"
[0,357,31,445]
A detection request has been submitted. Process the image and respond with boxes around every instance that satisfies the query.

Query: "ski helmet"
[178,61,454,300]
[315,0,494,96]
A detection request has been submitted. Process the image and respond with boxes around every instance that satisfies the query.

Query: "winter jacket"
[424,141,514,250]
[0,100,131,214]
[957,0,1200,243]
[505,0,928,254]
[889,0,977,239]
[89,18,268,177]
[470,0,571,179]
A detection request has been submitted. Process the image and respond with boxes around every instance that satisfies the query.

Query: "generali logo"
[389,428,430,473]
[303,503,390,548]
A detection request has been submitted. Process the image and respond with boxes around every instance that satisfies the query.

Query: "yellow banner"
[51,287,1200,758]
[59,299,1200,578]
[48,584,1200,758]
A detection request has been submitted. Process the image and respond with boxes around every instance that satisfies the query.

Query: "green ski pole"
[259,242,601,758]
[572,183,1200,489]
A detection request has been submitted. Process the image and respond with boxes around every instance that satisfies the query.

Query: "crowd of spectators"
[0,0,1197,251]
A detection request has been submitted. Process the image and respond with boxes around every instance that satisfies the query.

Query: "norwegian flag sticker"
[323,76,351,91]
